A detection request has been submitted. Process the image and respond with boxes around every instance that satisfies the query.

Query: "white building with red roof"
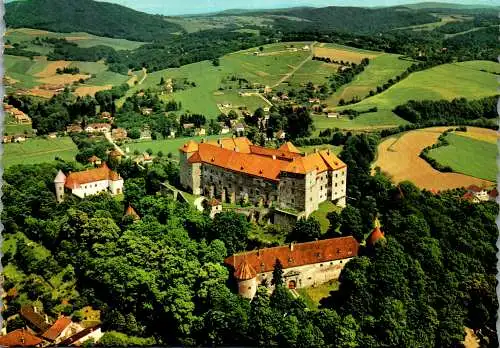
[225,236,359,299]
[54,163,124,202]
[179,137,347,217]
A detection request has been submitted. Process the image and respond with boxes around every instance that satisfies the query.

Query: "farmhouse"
[224,236,359,299]
[85,123,111,133]
[6,106,32,124]
[54,162,124,203]
[179,137,347,217]
[111,127,128,140]
[66,124,83,133]
[0,329,43,347]
[58,325,103,346]
[463,185,497,203]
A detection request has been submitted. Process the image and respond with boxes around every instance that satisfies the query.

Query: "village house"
[224,236,359,299]
[48,132,57,139]
[141,107,153,116]
[327,112,340,118]
[195,128,206,136]
[54,162,124,203]
[9,107,32,124]
[463,185,498,203]
[140,129,152,140]
[88,155,102,167]
[183,123,195,130]
[204,198,223,218]
[275,130,286,140]
[2,135,13,144]
[85,123,111,134]
[58,325,103,346]
[100,111,113,121]
[234,123,245,133]
[41,316,75,344]
[14,135,27,143]
[111,128,128,141]
[66,124,83,133]
[20,305,51,334]
[220,126,230,135]
[179,137,347,217]
[0,329,43,347]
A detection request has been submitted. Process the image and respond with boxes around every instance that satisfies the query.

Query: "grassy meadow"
[428,133,497,182]
[317,62,499,131]
[3,137,78,168]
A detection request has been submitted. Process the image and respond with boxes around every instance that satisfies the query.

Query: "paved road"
[104,131,126,156]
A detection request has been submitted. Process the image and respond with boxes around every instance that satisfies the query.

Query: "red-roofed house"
[54,163,124,202]
[0,329,43,347]
[58,325,103,346]
[225,236,359,298]
[41,316,73,343]
[179,137,347,217]
[466,185,490,202]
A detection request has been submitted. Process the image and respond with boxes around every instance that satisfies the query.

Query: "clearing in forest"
[373,127,495,191]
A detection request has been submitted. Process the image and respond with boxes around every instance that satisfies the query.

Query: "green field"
[311,200,342,233]
[288,59,340,87]
[85,70,130,86]
[121,42,312,117]
[125,134,231,159]
[453,60,500,74]
[4,55,44,88]
[5,28,144,51]
[326,54,414,106]
[428,133,497,182]
[317,62,498,131]
[213,91,269,112]
[298,280,340,309]
[3,137,78,168]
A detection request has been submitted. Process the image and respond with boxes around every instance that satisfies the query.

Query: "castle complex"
[179,137,347,217]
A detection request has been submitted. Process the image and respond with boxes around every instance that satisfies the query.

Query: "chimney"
[290,242,294,251]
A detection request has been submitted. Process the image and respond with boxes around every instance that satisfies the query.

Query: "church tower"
[54,170,67,203]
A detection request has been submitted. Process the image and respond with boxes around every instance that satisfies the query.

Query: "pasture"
[3,137,78,168]
[326,54,414,106]
[373,127,494,191]
[121,42,313,117]
[428,132,497,182]
[287,59,340,87]
[317,61,499,131]
[5,28,144,51]
[313,44,380,64]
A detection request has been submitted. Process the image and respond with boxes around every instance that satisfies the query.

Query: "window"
[335,183,338,187]
[340,260,343,264]
[335,173,338,178]
[310,197,312,201]
[330,262,333,265]
[95,184,98,187]
[248,286,252,290]
[341,180,344,184]
[291,199,295,203]
[320,264,323,267]
[308,277,312,280]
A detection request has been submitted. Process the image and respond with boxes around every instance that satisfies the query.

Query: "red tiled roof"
[189,143,290,182]
[234,259,257,280]
[225,237,359,275]
[249,145,301,161]
[467,185,482,193]
[125,205,140,220]
[64,163,121,189]
[206,137,252,153]
[489,189,498,198]
[20,306,50,333]
[88,155,101,163]
[367,226,385,246]
[0,329,43,347]
[278,142,301,154]
[58,325,101,346]
[462,192,475,201]
[180,140,199,153]
[42,316,72,341]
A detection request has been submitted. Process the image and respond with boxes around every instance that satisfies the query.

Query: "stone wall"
[71,179,110,198]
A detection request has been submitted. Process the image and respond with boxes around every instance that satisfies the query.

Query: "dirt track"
[373,127,495,191]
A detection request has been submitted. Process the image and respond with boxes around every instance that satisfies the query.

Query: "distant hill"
[401,2,499,10]
[234,6,439,34]
[5,0,184,41]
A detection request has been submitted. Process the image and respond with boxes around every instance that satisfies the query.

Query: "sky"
[95,0,499,15]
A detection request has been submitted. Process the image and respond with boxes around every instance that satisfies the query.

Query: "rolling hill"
[5,0,184,41]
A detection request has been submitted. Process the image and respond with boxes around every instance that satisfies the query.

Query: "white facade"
[71,179,114,198]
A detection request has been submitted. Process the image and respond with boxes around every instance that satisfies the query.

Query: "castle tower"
[54,170,66,203]
[179,141,200,193]
[234,259,257,299]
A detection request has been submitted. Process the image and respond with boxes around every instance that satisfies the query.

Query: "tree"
[212,58,220,67]
[287,217,321,243]
[271,259,284,287]
[339,205,365,242]
[209,212,250,255]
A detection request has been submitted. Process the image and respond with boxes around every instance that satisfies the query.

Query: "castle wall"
[201,164,278,206]
[244,256,355,297]
[331,167,347,207]
[237,277,257,299]
[278,173,307,212]
[55,182,65,203]
[71,180,110,198]
[109,178,124,195]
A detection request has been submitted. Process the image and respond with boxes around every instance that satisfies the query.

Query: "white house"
[59,325,103,346]
[85,123,111,133]
[54,163,124,202]
[220,126,230,135]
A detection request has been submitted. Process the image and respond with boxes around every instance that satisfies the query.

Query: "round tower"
[367,225,385,247]
[234,259,257,299]
[54,170,67,203]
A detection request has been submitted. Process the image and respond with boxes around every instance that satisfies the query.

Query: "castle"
[224,236,359,299]
[179,137,347,217]
[54,163,124,202]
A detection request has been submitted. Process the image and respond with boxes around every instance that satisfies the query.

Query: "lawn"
[213,90,269,113]
[3,137,78,168]
[428,133,497,182]
[311,200,343,233]
[124,134,231,159]
[298,280,340,309]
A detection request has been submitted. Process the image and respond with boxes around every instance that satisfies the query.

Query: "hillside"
[4,0,184,41]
